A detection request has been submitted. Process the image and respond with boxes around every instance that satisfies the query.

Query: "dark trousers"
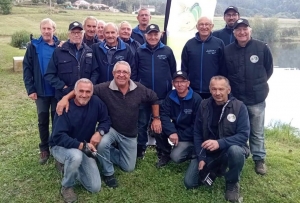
[35,96,57,151]
[137,104,152,150]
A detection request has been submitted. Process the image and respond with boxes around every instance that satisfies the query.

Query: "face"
[74,82,93,106]
[209,79,231,105]
[97,21,105,38]
[137,10,151,27]
[84,19,97,38]
[40,22,55,43]
[104,24,118,46]
[119,23,132,41]
[173,77,190,96]
[224,10,239,27]
[145,31,161,47]
[69,28,83,45]
[234,25,252,44]
[196,17,214,39]
[113,64,131,87]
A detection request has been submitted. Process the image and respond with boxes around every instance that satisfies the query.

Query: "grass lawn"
[0,6,300,203]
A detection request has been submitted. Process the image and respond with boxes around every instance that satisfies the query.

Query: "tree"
[0,0,12,15]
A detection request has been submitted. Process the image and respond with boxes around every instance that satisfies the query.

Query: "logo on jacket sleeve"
[227,114,236,122]
[250,55,259,63]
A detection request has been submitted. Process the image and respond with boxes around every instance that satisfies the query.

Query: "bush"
[10,30,31,48]
[250,16,279,43]
[0,0,12,14]
[55,32,68,41]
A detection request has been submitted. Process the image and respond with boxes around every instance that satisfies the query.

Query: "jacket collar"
[195,32,212,42]
[109,79,137,91]
[169,87,194,105]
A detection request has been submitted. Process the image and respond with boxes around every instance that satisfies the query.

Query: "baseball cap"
[68,21,83,31]
[145,24,160,34]
[172,71,189,80]
[224,6,239,15]
[233,18,250,29]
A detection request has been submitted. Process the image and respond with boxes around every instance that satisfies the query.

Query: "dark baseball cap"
[145,24,160,34]
[233,18,250,29]
[173,71,189,80]
[224,6,239,15]
[68,21,83,31]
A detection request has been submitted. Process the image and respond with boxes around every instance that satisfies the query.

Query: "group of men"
[23,6,273,203]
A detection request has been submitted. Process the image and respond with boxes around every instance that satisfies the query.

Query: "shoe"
[225,182,240,202]
[103,174,118,188]
[61,187,77,203]
[55,160,64,174]
[137,146,145,159]
[156,155,171,168]
[255,160,267,175]
[39,150,50,165]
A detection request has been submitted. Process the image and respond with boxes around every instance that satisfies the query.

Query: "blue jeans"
[184,145,246,189]
[51,146,101,193]
[97,127,137,176]
[170,142,194,163]
[137,104,152,150]
[246,101,266,161]
[35,96,57,151]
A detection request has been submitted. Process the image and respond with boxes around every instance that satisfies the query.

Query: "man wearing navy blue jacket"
[181,16,225,99]
[155,71,202,168]
[135,24,177,158]
[45,21,98,101]
[23,18,59,164]
[50,78,111,203]
[184,76,250,202]
[131,8,151,44]
[91,22,136,83]
[212,6,240,46]
[119,21,141,56]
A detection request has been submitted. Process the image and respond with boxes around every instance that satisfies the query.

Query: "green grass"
[0,6,300,203]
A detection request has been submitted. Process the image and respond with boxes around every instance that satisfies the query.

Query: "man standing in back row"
[131,8,151,45]
[223,18,273,175]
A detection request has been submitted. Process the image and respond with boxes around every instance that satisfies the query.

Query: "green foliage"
[10,30,31,48]
[0,0,12,15]
[55,32,68,41]
[31,0,39,4]
[250,16,279,43]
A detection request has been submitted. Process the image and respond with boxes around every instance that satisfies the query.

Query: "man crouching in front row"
[184,76,250,202]
[49,78,111,203]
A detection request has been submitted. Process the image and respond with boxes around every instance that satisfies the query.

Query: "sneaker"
[61,187,77,203]
[103,174,118,188]
[137,147,145,159]
[255,160,267,175]
[156,155,171,168]
[55,160,64,174]
[39,150,50,165]
[225,182,240,202]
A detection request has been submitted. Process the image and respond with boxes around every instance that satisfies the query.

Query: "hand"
[28,93,37,100]
[56,97,70,116]
[198,160,206,170]
[151,119,162,134]
[169,133,179,146]
[81,141,97,158]
[90,131,102,147]
[202,140,219,151]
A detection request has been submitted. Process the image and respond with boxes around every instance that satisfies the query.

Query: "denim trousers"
[35,96,57,152]
[246,101,266,161]
[184,145,246,189]
[137,104,153,150]
[51,146,101,193]
[97,127,137,176]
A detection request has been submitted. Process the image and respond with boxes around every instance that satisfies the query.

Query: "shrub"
[55,32,68,41]
[0,0,12,14]
[10,30,31,48]
[250,16,279,43]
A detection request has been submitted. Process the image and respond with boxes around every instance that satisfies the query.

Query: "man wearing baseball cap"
[154,70,202,167]
[135,24,177,159]
[213,6,240,45]
[45,21,99,101]
[223,18,273,175]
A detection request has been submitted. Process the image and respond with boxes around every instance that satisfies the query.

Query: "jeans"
[51,146,101,193]
[137,104,152,150]
[35,96,57,152]
[246,101,266,161]
[184,145,246,189]
[97,127,137,176]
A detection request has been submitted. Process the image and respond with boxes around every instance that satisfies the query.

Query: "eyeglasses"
[198,23,212,27]
[173,80,188,85]
[225,13,238,18]
[115,70,129,75]
[71,31,83,35]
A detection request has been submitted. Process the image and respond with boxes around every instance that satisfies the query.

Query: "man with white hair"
[96,20,106,42]
[223,18,273,175]
[23,18,59,164]
[181,16,225,99]
[82,16,99,47]
[91,22,136,83]
[119,21,141,55]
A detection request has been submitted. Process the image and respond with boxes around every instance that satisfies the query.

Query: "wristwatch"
[99,130,105,136]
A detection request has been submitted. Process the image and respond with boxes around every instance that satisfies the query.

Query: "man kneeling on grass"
[56,61,161,189]
[50,78,111,203]
[184,76,250,202]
